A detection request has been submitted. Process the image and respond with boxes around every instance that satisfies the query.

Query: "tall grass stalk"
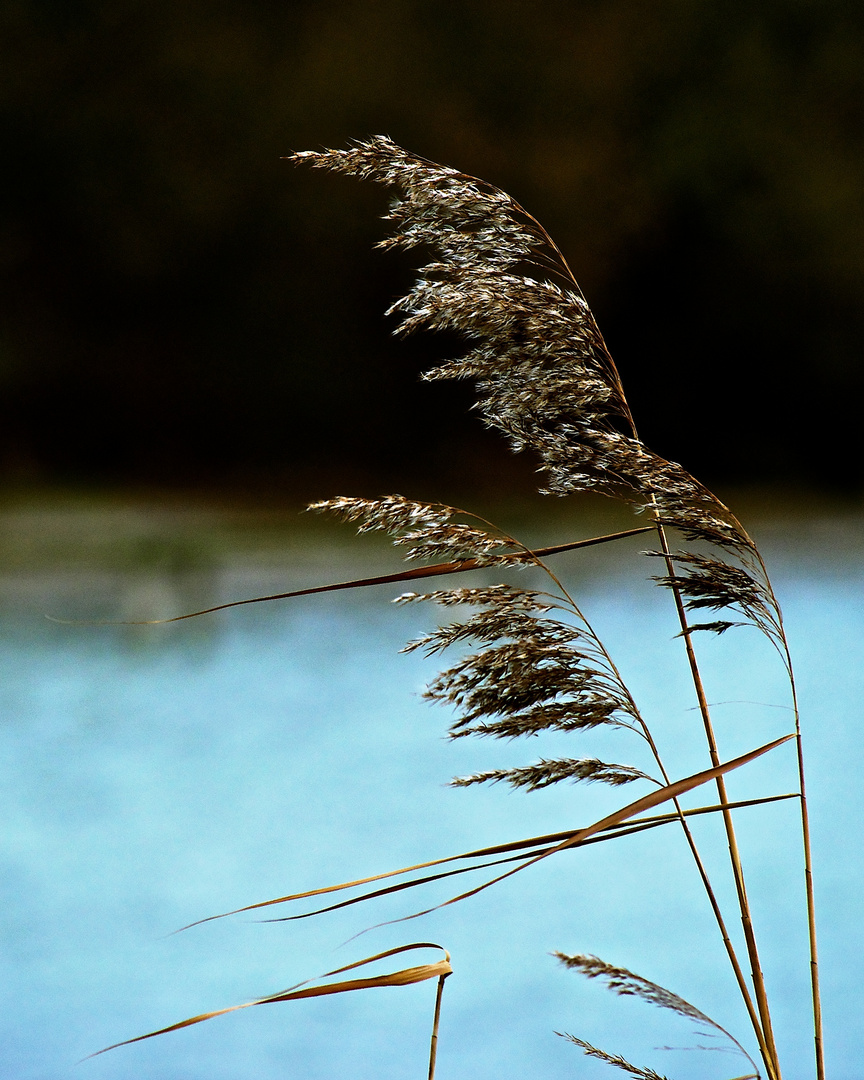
[98,137,823,1079]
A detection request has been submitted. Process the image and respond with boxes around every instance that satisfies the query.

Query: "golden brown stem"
[785,667,825,1080]
[655,520,782,1080]
[427,973,449,1080]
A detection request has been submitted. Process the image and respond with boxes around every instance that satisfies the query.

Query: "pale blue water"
[1,515,861,1079]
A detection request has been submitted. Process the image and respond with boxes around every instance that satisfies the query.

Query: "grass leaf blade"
[86,943,451,1059]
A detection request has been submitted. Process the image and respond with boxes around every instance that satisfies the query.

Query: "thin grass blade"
[48,529,652,626]
[354,734,793,932]
[178,793,797,932]
[86,943,451,1059]
[262,794,798,924]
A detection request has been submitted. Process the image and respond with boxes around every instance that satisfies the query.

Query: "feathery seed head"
[295,139,782,650]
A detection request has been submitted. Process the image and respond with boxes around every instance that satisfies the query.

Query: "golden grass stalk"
[94,136,825,1078]
[652,521,781,1080]
[285,136,823,1077]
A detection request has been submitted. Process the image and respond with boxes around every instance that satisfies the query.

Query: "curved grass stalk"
[651,504,821,1080]
[287,136,824,1078]
[528,186,798,1078]
[526,175,792,1077]
[652,521,781,1080]
[777,627,824,1080]
[459,502,782,1076]
[93,137,825,1078]
[148,493,785,1075]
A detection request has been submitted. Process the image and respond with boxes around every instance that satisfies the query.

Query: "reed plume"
[97,136,823,1080]
[291,136,822,1080]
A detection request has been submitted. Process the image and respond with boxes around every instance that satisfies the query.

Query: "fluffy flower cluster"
[314,496,652,794]
[293,137,783,647]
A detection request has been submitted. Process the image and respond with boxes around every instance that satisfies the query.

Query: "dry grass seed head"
[296,139,785,652]
[452,759,656,792]
[556,1035,671,1080]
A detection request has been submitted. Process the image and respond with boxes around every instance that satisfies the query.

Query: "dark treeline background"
[2,0,863,498]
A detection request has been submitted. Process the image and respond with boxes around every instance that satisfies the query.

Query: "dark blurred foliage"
[1,0,863,494]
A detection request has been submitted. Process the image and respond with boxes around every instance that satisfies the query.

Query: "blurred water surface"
[0,496,861,1080]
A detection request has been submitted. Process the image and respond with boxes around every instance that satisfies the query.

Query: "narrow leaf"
[178,793,797,932]
[353,734,794,932]
[262,796,798,924]
[87,943,451,1059]
[48,528,652,626]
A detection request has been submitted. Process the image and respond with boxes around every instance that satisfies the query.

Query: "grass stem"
[786,668,824,1080]
[654,519,782,1080]
[427,973,448,1080]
